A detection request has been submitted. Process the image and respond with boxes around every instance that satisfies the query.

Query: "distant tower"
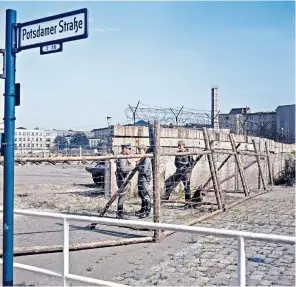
[211,87,219,130]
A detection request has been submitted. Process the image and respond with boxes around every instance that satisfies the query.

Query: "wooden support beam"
[0,237,153,257]
[252,139,267,190]
[89,149,154,229]
[202,143,241,190]
[265,141,274,186]
[229,134,249,196]
[203,128,222,209]
[206,129,226,210]
[153,120,161,242]
[162,187,271,238]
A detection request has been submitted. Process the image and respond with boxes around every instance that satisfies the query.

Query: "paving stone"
[111,189,295,287]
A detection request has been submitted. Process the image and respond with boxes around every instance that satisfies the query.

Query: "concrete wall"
[106,125,295,197]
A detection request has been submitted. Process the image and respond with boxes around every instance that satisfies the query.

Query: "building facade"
[275,105,295,144]
[219,105,295,143]
[15,128,46,152]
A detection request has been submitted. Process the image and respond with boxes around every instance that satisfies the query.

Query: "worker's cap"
[121,143,132,149]
[137,144,148,150]
[177,140,186,146]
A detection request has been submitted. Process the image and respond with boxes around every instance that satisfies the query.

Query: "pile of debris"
[274,157,295,187]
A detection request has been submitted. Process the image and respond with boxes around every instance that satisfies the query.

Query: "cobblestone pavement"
[112,187,295,286]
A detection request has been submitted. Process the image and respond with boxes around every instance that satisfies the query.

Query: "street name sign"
[17,8,88,52]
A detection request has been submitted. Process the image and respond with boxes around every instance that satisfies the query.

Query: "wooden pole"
[0,236,153,257]
[229,134,249,196]
[164,152,205,197]
[202,128,222,209]
[207,129,226,209]
[204,143,240,189]
[265,141,274,186]
[257,141,261,190]
[192,143,241,198]
[162,187,271,238]
[205,160,257,191]
[89,148,154,228]
[153,120,161,242]
[218,160,257,187]
[252,139,267,190]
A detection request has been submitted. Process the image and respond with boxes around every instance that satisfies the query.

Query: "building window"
[36,138,38,141]
[23,138,25,141]
[40,138,42,141]
[32,144,34,147]
[40,144,42,147]
[19,143,21,147]
[27,138,30,141]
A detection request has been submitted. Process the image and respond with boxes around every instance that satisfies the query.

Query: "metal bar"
[238,237,246,287]
[2,208,295,244]
[63,218,69,286]
[66,273,128,287]
[0,260,62,278]
[3,9,17,287]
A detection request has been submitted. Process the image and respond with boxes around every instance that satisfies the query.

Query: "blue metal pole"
[3,9,17,286]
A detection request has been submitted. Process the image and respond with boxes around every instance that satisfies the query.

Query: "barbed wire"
[125,103,211,127]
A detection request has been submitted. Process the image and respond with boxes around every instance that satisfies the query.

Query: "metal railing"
[0,207,295,287]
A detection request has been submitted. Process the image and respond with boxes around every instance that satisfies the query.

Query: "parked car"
[85,160,106,188]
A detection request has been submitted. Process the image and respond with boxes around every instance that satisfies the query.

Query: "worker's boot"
[116,205,129,220]
[135,202,145,216]
[184,192,192,209]
[192,190,203,203]
[139,203,151,219]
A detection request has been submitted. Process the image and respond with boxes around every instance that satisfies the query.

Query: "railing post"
[63,218,69,286]
[238,236,246,287]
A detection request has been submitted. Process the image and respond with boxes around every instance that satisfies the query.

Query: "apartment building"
[15,127,46,152]
[219,105,295,143]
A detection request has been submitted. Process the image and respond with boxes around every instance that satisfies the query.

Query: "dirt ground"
[0,163,250,225]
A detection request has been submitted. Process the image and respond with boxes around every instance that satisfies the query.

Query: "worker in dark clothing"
[163,140,194,205]
[116,143,134,219]
[135,144,152,218]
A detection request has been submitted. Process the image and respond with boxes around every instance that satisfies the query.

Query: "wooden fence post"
[153,120,161,242]
[207,129,226,209]
[252,139,267,190]
[265,141,274,187]
[202,128,222,209]
[229,134,249,196]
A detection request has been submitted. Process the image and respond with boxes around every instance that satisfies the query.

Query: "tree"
[54,135,68,150]
[70,132,89,149]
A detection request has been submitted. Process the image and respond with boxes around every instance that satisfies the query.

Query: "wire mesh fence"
[1,120,295,248]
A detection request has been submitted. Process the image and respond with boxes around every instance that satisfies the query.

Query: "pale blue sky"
[0,1,294,130]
